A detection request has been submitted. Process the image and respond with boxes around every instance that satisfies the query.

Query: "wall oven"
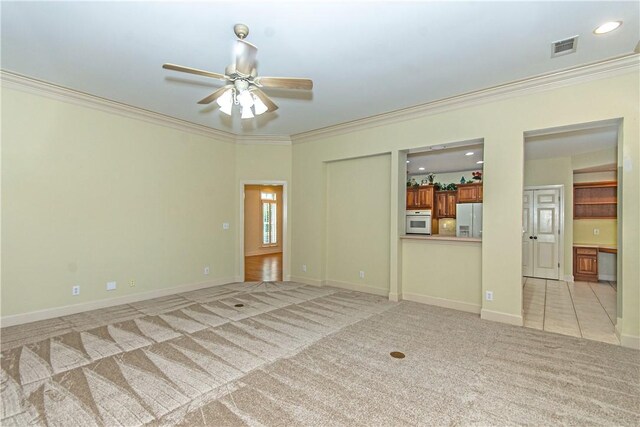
[406,210,432,235]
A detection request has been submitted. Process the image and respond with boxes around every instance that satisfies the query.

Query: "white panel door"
[523,188,561,280]
[522,190,534,277]
[533,189,560,279]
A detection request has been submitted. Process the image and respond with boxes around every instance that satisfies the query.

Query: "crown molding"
[235,135,292,145]
[1,70,237,144]
[291,54,640,144]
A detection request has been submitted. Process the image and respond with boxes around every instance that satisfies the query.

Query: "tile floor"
[523,277,619,345]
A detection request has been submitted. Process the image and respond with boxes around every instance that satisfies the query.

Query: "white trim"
[291,54,640,144]
[236,135,292,145]
[564,275,575,283]
[239,181,289,282]
[481,309,524,326]
[388,292,401,302]
[620,334,640,350]
[615,318,622,339]
[0,276,236,328]
[288,276,323,287]
[323,280,389,296]
[402,292,481,314]
[1,70,236,144]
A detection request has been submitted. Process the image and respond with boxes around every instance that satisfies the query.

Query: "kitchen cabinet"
[435,191,457,218]
[457,183,483,203]
[574,181,617,219]
[573,247,598,282]
[406,186,434,209]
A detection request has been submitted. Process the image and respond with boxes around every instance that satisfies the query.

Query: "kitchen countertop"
[401,235,481,243]
[573,243,617,253]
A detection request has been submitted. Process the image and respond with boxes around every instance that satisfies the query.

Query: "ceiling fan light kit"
[163,23,313,119]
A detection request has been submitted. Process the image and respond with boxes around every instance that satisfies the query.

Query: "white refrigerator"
[456,203,483,238]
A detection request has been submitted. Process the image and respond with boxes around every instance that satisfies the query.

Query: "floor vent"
[551,36,578,57]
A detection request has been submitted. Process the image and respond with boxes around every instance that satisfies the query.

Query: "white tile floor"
[522,277,619,345]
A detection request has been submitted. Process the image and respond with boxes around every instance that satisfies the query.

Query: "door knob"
[533,236,538,240]
[529,236,534,239]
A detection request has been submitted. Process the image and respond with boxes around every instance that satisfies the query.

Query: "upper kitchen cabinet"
[406,186,434,209]
[457,183,483,203]
[573,181,617,219]
[435,191,457,218]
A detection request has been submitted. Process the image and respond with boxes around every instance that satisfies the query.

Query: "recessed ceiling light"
[594,21,622,35]
[419,167,425,171]
[465,152,474,156]
[476,160,484,164]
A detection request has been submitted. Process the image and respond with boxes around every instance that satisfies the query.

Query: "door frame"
[523,184,565,281]
[239,180,289,282]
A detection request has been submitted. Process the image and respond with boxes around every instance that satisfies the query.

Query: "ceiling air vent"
[551,36,578,57]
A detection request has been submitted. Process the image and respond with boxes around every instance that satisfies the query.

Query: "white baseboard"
[481,309,523,326]
[564,275,575,283]
[598,274,616,281]
[245,249,283,257]
[615,318,622,339]
[323,280,389,296]
[0,276,237,328]
[620,334,640,350]
[402,292,481,314]
[288,276,323,287]
[388,292,401,302]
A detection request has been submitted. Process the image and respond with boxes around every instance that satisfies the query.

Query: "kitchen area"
[404,144,484,240]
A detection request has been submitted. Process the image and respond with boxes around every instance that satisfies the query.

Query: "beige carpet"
[1,281,639,426]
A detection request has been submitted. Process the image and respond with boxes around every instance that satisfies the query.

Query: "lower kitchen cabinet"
[573,247,598,282]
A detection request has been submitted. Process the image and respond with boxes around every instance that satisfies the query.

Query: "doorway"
[243,184,284,282]
[522,187,562,280]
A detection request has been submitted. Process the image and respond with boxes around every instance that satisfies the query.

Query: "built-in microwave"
[406,210,432,235]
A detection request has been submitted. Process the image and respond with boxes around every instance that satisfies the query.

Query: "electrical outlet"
[593,228,600,235]
[129,279,135,287]
[302,264,307,272]
[359,271,365,279]
[72,285,80,296]
[204,266,210,275]
[485,291,493,301]
[106,281,117,291]
[222,223,230,230]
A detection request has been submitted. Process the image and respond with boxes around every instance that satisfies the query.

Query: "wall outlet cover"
[204,266,210,275]
[485,291,493,301]
[359,271,365,279]
[302,264,307,272]
[72,285,80,296]
[593,228,600,235]
[106,281,117,291]
[223,223,230,230]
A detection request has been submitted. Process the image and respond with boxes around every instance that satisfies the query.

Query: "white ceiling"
[408,145,484,174]
[2,2,638,136]
[525,126,618,160]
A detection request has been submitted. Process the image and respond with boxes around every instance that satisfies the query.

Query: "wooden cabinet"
[574,181,617,219]
[457,183,483,203]
[574,247,598,282]
[406,186,434,209]
[435,191,457,218]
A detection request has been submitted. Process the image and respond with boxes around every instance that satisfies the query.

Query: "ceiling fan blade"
[254,77,313,90]
[235,40,257,76]
[162,63,227,80]
[250,87,279,112]
[197,85,233,105]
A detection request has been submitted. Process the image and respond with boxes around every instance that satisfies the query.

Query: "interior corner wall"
[291,70,639,344]
[524,156,573,277]
[1,87,237,318]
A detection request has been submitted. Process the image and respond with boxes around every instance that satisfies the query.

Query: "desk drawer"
[576,247,597,256]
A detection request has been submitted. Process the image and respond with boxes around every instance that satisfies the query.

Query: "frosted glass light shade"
[237,90,254,108]
[241,105,254,119]
[253,95,268,115]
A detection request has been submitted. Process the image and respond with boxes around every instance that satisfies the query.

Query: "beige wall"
[524,157,574,277]
[325,154,391,294]
[244,185,283,256]
[291,71,639,343]
[1,87,237,317]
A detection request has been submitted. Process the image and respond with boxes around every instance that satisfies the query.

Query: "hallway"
[523,277,618,344]
[244,252,283,282]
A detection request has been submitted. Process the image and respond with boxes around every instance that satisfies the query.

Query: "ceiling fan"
[162,23,313,119]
